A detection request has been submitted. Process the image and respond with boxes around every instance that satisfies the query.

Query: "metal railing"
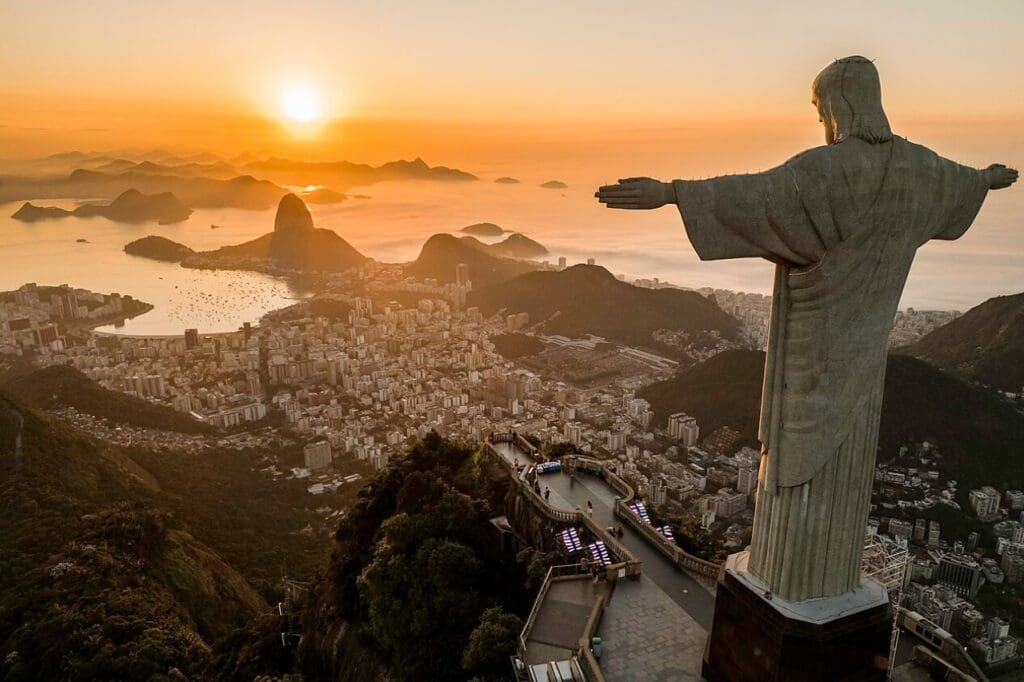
[518,563,594,655]
[566,453,722,579]
[614,499,722,578]
[576,590,610,682]
[483,440,646,580]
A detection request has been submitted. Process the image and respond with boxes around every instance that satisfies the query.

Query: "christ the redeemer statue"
[597,56,1018,602]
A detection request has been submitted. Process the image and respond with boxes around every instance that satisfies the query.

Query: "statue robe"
[672,136,990,600]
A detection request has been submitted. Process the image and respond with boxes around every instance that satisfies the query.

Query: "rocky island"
[124,235,196,262]
[182,193,367,274]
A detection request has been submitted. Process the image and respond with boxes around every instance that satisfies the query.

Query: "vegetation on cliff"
[301,433,531,682]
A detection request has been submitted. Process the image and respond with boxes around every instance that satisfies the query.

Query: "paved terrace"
[491,439,716,682]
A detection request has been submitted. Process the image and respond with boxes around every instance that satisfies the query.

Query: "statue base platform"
[702,552,892,682]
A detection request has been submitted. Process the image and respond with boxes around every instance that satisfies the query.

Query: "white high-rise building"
[737,466,758,495]
[304,440,332,470]
[969,486,1001,519]
[564,422,583,445]
[667,413,699,447]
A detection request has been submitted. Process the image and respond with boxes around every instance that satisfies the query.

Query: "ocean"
[1,169,1021,335]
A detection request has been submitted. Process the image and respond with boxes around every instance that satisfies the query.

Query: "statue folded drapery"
[597,56,1016,602]
[673,135,989,600]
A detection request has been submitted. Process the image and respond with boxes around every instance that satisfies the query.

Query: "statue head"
[812,56,892,145]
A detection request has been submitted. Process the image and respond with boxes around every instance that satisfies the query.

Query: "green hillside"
[299,433,534,682]
[468,264,740,354]
[639,350,1024,491]
[903,292,1024,393]
[0,362,213,434]
[0,395,264,680]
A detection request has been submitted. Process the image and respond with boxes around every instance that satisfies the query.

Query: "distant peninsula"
[460,222,505,237]
[494,177,521,184]
[540,180,568,189]
[183,193,367,274]
[12,189,192,224]
[124,235,196,262]
[11,204,73,221]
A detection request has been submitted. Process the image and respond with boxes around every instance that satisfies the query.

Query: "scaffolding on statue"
[862,533,909,680]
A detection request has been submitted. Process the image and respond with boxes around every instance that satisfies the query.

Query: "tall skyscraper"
[184,328,199,349]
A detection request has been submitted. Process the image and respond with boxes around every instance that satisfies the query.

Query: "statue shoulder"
[892,135,939,160]
[782,145,836,178]
[784,144,831,166]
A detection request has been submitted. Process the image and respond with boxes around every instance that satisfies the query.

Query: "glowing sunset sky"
[2,0,1022,170]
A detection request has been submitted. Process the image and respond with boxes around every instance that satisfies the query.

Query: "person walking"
[586,500,593,519]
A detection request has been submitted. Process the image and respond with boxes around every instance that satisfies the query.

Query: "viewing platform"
[486,434,717,682]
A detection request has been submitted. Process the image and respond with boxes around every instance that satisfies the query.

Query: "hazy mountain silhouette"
[481,233,548,259]
[457,233,548,260]
[0,168,287,209]
[242,156,477,190]
[405,233,538,288]
[1,151,478,207]
[540,180,568,189]
[298,187,347,204]
[460,222,505,237]
[903,292,1024,392]
[12,189,192,224]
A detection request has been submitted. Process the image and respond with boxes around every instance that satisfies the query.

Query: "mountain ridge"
[639,349,1024,491]
[406,233,539,288]
[467,264,740,354]
[903,292,1024,393]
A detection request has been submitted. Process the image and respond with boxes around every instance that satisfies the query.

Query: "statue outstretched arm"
[597,163,829,265]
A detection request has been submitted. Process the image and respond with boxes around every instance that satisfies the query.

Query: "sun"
[279,82,323,124]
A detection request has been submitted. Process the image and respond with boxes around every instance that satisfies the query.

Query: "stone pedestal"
[703,552,892,682]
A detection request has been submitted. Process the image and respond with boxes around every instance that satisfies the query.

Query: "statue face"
[812,95,835,145]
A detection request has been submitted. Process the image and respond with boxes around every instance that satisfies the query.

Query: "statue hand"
[595,177,676,210]
[985,164,1019,190]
